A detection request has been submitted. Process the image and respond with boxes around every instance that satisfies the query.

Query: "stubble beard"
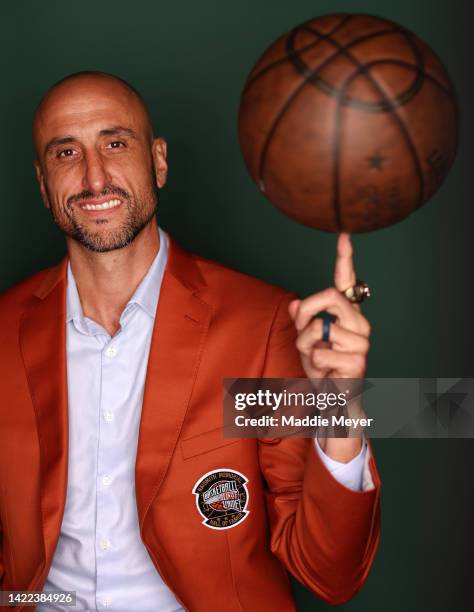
[46,178,159,253]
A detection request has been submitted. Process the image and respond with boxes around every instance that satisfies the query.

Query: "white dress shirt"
[42,226,366,611]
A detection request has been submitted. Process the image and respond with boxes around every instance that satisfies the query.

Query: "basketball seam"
[311,25,426,228]
[242,22,453,104]
[299,24,425,111]
[362,59,454,98]
[243,14,351,92]
[255,27,404,187]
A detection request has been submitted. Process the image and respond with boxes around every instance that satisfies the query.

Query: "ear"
[151,137,168,189]
[33,159,50,209]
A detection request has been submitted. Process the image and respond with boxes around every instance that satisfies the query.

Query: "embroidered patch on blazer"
[193,468,249,530]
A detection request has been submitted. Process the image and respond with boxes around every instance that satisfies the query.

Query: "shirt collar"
[66,226,169,326]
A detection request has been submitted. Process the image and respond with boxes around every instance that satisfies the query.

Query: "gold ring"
[343,279,371,303]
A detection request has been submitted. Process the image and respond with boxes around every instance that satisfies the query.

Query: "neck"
[66,218,160,336]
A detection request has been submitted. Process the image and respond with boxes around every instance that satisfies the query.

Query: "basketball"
[238,14,459,233]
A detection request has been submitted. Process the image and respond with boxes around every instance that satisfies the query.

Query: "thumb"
[288,299,300,321]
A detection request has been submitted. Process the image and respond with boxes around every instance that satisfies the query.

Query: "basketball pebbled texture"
[238,13,459,233]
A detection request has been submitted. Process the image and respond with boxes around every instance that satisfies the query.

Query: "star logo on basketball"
[193,469,250,530]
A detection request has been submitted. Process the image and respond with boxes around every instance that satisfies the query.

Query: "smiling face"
[33,73,167,253]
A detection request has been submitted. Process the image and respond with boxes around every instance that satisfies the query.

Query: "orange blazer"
[0,236,381,611]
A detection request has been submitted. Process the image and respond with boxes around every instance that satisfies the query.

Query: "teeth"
[81,199,122,211]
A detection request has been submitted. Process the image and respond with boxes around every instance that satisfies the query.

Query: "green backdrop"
[1,1,472,610]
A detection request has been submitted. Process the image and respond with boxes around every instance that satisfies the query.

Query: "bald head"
[31,70,168,254]
[33,71,154,157]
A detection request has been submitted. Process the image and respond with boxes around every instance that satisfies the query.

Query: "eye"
[107,141,126,149]
[57,148,76,159]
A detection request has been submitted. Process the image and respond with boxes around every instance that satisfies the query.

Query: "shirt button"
[101,475,112,486]
[102,597,112,607]
[105,346,118,358]
[103,411,114,423]
[99,538,111,551]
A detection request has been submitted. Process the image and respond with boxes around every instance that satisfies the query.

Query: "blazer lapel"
[17,237,212,578]
[18,258,69,586]
[135,237,212,531]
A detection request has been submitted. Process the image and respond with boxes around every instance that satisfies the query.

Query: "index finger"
[334,232,356,292]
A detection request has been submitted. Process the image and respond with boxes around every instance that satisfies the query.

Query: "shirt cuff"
[314,434,368,491]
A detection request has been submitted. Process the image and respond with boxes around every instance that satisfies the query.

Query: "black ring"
[322,318,331,343]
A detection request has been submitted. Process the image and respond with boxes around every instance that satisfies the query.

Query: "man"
[0,71,380,611]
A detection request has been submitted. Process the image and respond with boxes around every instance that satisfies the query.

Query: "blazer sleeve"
[258,291,381,605]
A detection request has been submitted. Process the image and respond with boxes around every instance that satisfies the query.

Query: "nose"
[81,149,112,193]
